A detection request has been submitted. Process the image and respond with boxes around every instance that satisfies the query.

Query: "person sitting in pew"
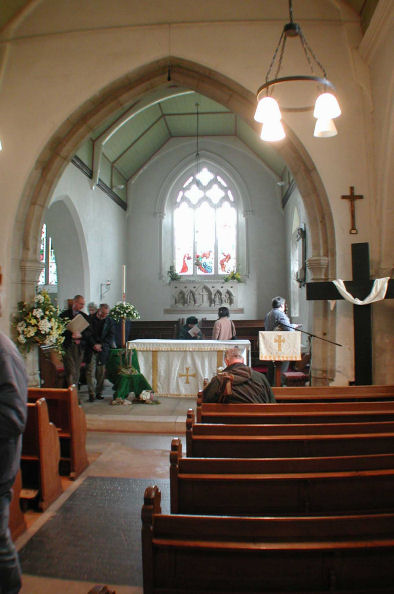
[178,316,203,340]
[202,347,275,404]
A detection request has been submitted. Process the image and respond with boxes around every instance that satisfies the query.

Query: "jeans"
[0,490,22,594]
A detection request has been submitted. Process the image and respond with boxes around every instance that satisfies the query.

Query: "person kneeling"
[202,347,275,404]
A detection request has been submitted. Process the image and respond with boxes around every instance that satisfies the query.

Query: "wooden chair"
[28,386,89,479]
[21,398,63,510]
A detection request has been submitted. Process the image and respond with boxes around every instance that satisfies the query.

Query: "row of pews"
[9,386,89,540]
[142,384,394,593]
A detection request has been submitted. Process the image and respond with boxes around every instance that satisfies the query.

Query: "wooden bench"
[128,320,181,340]
[170,438,394,516]
[273,384,394,403]
[186,421,394,458]
[142,485,394,593]
[21,398,63,510]
[197,401,394,424]
[9,469,26,539]
[187,409,394,450]
[28,386,88,479]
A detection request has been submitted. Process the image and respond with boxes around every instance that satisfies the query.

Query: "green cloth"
[106,348,152,399]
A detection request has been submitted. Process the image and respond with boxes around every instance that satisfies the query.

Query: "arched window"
[173,167,237,276]
[38,224,58,287]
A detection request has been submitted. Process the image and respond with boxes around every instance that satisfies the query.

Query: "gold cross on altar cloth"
[341,186,363,234]
[274,335,286,352]
[179,367,196,384]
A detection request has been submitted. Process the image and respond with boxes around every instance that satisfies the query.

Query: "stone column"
[306,256,336,385]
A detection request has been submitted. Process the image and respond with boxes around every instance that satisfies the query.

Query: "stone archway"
[14,56,337,383]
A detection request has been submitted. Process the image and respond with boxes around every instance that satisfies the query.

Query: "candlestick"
[122,265,126,303]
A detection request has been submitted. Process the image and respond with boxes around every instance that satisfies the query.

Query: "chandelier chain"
[298,29,327,79]
[265,30,285,85]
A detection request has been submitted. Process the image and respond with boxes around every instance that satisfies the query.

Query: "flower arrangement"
[223,270,242,283]
[109,301,140,322]
[167,265,181,281]
[13,290,66,353]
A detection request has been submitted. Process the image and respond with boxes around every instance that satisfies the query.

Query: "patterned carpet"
[19,476,170,587]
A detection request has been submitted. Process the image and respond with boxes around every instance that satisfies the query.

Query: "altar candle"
[122,265,126,302]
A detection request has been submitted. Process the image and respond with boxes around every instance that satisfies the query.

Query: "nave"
[16,387,193,594]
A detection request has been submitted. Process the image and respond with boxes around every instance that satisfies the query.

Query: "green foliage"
[167,265,181,281]
[223,271,243,283]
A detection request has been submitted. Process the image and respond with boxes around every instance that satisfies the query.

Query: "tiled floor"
[17,387,194,594]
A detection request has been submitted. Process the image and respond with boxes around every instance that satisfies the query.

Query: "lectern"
[259,331,301,386]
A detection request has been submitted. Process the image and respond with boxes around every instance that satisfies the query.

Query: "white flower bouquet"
[13,290,67,353]
[109,301,140,322]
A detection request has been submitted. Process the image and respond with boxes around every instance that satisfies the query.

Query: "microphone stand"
[272,324,342,386]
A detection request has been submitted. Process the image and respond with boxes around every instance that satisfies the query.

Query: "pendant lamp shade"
[314,92,341,120]
[314,117,337,138]
[260,120,286,142]
[254,96,282,124]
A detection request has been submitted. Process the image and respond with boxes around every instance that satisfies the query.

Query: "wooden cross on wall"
[341,186,363,234]
[306,243,393,385]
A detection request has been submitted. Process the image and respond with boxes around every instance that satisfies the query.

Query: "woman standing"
[212,307,236,340]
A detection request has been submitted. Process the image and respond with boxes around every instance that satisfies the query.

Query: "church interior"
[1,0,393,592]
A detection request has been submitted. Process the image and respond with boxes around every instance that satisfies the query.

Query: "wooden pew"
[39,346,66,388]
[187,413,394,453]
[128,320,181,340]
[142,485,394,594]
[170,438,394,516]
[9,469,26,539]
[186,419,394,457]
[273,384,394,403]
[28,386,88,479]
[21,398,63,510]
[197,401,394,424]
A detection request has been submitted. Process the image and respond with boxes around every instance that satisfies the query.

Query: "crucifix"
[341,186,363,234]
[306,243,393,385]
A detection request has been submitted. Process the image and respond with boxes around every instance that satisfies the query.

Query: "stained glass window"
[174,167,237,276]
[38,224,58,287]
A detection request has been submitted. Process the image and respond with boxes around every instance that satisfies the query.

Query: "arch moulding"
[15,56,337,384]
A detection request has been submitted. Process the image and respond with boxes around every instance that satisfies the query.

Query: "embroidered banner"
[259,331,301,361]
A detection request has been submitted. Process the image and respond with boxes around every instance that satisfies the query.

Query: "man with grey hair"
[85,303,114,401]
[202,347,275,404]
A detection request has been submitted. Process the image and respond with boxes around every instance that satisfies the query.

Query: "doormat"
[18,476,170,587]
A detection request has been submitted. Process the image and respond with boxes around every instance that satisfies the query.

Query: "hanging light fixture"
[254,0,341,141]
[194,102,204,189]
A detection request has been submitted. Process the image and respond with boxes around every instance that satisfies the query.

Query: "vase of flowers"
[13,290,66,353]
[110,301,140,348]
[109,302,140,322]
[223,270,243,283]
[13,290,67,386]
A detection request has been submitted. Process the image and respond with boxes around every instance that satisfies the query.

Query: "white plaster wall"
[0,0,391,383]
[127,137,285,320]
[48,164,127,311]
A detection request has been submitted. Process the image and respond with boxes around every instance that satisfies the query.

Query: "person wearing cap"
[178,316,203,340]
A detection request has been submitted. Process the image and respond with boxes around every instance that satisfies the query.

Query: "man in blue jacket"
[0,281,28,593]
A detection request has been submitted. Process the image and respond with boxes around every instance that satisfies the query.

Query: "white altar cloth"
[127,339,251,397]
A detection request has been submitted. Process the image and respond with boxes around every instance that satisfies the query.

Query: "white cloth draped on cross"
[330,277,390,308]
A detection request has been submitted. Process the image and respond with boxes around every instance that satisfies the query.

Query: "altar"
[126,339,251,397]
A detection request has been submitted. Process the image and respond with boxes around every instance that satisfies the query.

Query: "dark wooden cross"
[341,186,363,234]
[306,243,393,385]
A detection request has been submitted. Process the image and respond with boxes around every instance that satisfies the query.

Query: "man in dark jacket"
[59,294,91,388]
[85,304,114,401]
[178,316,203,340]
[0,286,28,593]
[202,347,275,404]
